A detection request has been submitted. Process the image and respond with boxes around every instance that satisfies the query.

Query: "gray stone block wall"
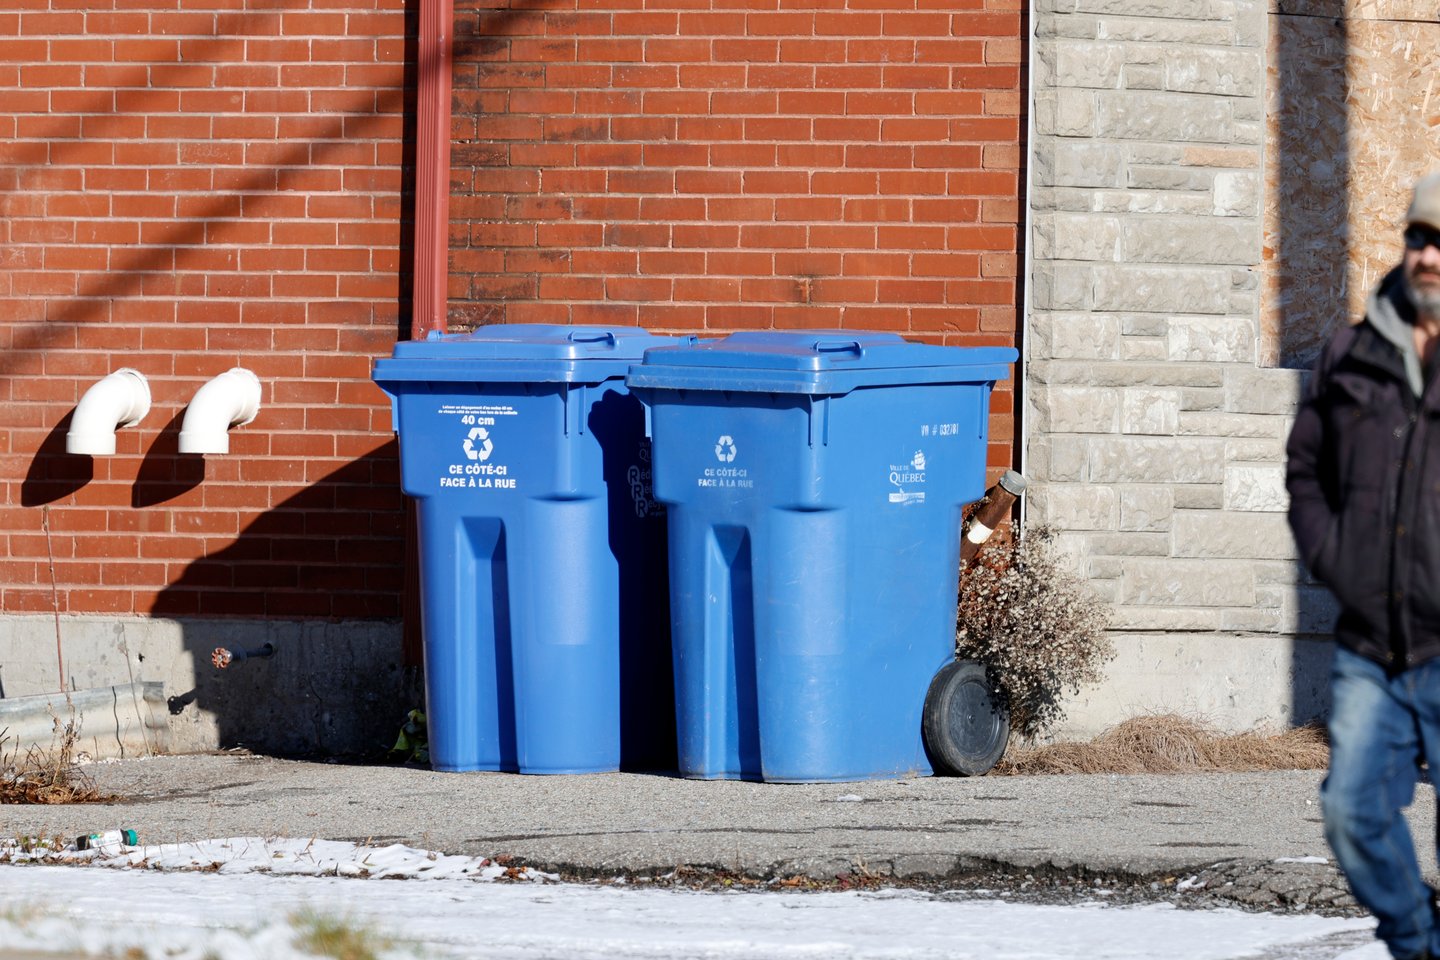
[1029,1,1330,731]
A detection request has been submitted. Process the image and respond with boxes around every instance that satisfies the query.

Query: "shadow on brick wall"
[150,441,414,758]
[5,0,440,757]
[19,416,92,508]
[16,411,416,757]
[131,411,205,509]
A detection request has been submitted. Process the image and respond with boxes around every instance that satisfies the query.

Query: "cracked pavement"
[7,753,1431,916]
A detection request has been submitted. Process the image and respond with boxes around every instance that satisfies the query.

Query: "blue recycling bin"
[373,325,676,774]
[628,332,1015,782]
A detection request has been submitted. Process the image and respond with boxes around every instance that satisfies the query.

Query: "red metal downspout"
[413,0,454,339]
[403,0,454,667]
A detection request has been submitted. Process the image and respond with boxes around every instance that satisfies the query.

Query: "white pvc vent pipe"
[66,368,151,456]
[178,367,262,455]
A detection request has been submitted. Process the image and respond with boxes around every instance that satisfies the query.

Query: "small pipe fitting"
[211,643,275,669]
[178,368,262,455]
[66,369,152,456]
[961,470,1027,564]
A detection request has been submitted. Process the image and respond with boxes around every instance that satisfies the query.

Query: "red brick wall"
[0,0,410,618]
[447,0,1022,471]
[1,0,1023,620]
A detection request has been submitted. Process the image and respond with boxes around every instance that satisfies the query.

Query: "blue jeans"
[1324,646,1440,960]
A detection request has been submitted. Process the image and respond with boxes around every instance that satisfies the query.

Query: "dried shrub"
[0,714,117,805]
[956,524,1113,741]
[995,714,1330,775]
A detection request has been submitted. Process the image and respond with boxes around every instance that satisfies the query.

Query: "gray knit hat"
[1406,172,1440,228]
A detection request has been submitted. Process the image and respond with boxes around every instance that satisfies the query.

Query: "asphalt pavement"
[7,753,1431,914]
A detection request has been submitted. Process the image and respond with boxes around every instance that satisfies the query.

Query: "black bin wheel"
[923,659,1010,776]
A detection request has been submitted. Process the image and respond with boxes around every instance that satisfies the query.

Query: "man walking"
[1288,172,1440,960]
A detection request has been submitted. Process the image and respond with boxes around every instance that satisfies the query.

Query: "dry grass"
[290,909,395,960]
[994,714,1330,776]
[0,717,118,804]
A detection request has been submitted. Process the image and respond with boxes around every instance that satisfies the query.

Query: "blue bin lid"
[627,331,1016,395]
[373,324,676,386]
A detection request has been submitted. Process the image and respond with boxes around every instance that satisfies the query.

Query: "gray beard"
[1403,272,1440,318]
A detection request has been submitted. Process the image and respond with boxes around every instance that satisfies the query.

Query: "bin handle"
[568,330,617,348]
[812,339,864,358]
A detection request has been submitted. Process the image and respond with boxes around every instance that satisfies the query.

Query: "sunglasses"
[1405,224,1440,251]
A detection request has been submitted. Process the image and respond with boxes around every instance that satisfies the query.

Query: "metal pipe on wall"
[413,0,455,339]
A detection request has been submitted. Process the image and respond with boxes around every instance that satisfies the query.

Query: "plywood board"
[1262,14,1440,367]
[1269,0,1434,21]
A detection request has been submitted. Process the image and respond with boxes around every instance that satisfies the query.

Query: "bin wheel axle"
[923,659,1009,776]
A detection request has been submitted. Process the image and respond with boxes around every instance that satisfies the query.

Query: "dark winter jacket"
[1286,266,1440,669]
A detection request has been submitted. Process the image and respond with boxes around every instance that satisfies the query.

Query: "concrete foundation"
[2,617,1333,759]
[0,616,416,758]
[1054,631,1333,741]
[0,681,170,760]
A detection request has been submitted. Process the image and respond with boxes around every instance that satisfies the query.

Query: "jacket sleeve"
[1285,331,1350,579]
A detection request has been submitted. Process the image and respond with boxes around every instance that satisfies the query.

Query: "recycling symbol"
[714,435,737,463]
[463,426,494,462]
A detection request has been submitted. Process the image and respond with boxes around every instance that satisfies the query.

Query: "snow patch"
[0,863,1377,960]
[0,835,556,882]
